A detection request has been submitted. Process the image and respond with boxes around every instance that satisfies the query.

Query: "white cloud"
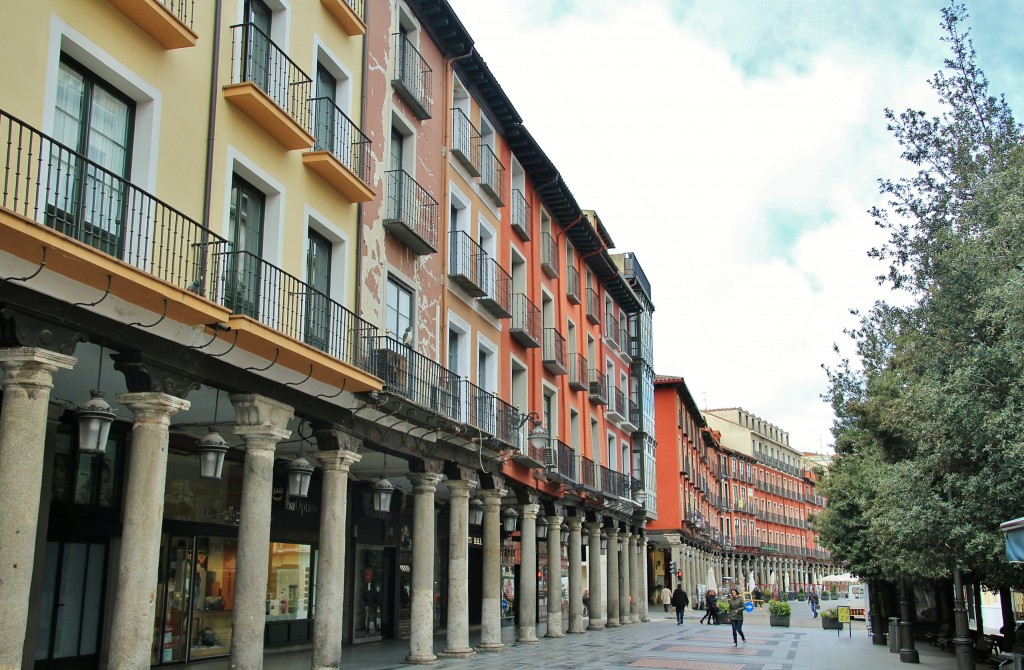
[447,0,1013,451]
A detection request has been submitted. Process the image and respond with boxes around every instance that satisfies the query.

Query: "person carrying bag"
[727,588,747,646]
[670,584,689,625]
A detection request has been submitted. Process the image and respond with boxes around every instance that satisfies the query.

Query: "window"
[386,278,413,340]
[227,175,266,318]
[304,229,332,350]
[50,57,135,256]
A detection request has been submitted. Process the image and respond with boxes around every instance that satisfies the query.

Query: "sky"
[445,0,1024,454]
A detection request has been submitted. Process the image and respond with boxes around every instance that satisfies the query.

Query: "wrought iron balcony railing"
[599,465,628,498]
[230,23,312,133]
[157,0,195,29]
[542,328,567,375]
[618,325,630,355]
[384,169,438,254]
[215,250,377,370]
[565,265,580,304]
[478,257,512,319]
[449,230,486,297]
[391,32,432,119]
[568,353,588,391]
[607,387,627,423]
[310,97,372,186]
[554,440,577,482]
[464,378,497,435]
[0,109,380,377]
[588,368,607,404]
[510,293,540,348]
[510,188,531,240]
[369,335,460,418]
[479,144,505,206]
[540,231,558,278]
[605,312,619,349]
[450,108,480,176]
[579,454,597,491]
[585,287,600,324]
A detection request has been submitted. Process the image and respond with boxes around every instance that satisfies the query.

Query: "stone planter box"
[822,616,839,630]
[716,611,731,625]
[769,615,791,627]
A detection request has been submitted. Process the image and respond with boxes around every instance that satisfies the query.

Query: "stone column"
[311,444,361,670]
[0,348,75,670]
[628,533,639,623]
[585,521,604,630]
[640,538,650,622]
[566,517,585,633]
[406,472,443,664]
[476,490,505,652]
[229,394,293,670]
[442,479,475,658]
[605,527,620,627]
[617,532,630,624]
[108,392,190,669]
[517,503,540,644]
[545,515,564,638]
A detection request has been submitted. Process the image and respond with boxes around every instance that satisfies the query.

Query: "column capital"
[0,347,76,390]
[584,520,603,533]
[312,449,361,471]
[566,516,583,530]
[314,427,362,453]
[605,526,620,538]
[477,488,505,504]
[117,391,191,419]
[446,478,473,497]
[230,394,293,446]
[545,514,563,526]
[408,471,443,493]
[520,503,540,520]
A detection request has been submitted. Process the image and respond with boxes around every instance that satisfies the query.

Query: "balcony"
[0,109,382,393]
[579,454,597,492]
[540,231,558,278]
[618,325,630,355]
[510,293,540,348]
[107,0,197,49]
[607,387,627,423]
[542,328,567,375]
[623,396,640,433]
[588,368,608,405]
[599,465,628,498]
[478,257,512,318]
[479,144,505,206]
[568,353,588,391]
[320,0,365,37]
[303,98,374,202]
[585,287,600,324]
[565,265,580,304]
[510,189,531,240]
[450,108,480,176]
[448,231,486,297]
[392,33,432,120]
[225,23,314,150]
[370,336,459,416]
[604,312,619,350]
[552,440,577,483]
[384,170,438,255]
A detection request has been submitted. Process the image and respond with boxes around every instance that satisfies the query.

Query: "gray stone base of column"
[899,649,920,664]
[439,648,476,659]
[568,627,586,634]
[475,642,505,653]
[403,653,439,664]
[640,616,650,622]
[544,632,565,639]
[606,620,621,628]
[588,623,605,631]
[515,637,539,645]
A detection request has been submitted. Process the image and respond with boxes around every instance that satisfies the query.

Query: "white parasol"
[706,567,718,593]
[748,571,756,594]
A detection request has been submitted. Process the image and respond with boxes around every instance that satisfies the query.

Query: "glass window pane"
[267,542,312,621]
[53,544,87,658]
[78,543,106,655]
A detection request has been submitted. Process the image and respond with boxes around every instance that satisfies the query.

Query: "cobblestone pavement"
[186,603,969,670]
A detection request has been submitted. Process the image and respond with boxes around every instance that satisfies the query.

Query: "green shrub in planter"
[768,600,792,617]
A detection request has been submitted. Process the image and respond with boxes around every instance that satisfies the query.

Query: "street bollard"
[889,618,900,653]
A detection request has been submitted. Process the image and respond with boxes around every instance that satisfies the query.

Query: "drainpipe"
[354,3,370,319]
[198,0,224,298]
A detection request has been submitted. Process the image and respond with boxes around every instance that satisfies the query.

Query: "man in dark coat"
[670,584,690,625]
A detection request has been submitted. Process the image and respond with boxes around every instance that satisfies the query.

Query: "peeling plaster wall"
[361,0,446,361]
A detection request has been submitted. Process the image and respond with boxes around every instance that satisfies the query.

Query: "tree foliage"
[816,3,1024,588]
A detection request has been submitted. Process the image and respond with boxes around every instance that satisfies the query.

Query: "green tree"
[817,2,1024,589]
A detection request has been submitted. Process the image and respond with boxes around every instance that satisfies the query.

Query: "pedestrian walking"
[808,589,819,618]
[583,588,590,616]
[727,588,747,646]
[670,584,689,624]
[699,590,718,624]
[660,583,672,612]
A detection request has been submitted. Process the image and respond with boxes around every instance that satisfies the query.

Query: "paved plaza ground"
[186,600,973,669]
